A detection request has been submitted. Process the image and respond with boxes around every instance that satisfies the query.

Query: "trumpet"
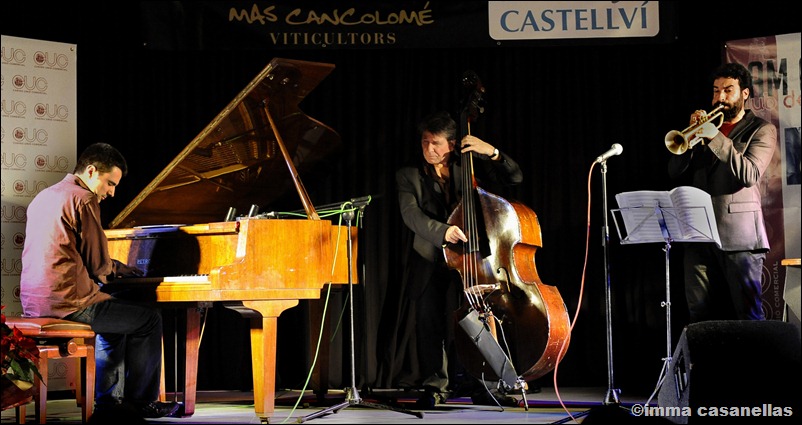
[665,104,726,155]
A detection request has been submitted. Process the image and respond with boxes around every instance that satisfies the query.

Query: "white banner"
[1,34,78,391]
[488,1,660,40]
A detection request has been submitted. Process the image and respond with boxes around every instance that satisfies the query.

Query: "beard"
[721,96,744,121]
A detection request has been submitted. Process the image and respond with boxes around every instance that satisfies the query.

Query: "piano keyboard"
[102,275,212,296]
[164,275,210,284]
[112,274,210,284]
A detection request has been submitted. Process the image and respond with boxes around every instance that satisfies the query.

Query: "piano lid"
[109,58,340,229]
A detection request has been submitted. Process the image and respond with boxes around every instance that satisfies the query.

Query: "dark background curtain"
[4,1,797,397]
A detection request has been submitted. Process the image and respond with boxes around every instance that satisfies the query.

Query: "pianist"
[20,143,180,419]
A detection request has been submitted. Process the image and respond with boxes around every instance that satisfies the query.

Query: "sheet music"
[613,186,721,247]
[132,224,186,234]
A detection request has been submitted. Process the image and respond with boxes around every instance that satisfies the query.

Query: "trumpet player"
[668,62,777,323]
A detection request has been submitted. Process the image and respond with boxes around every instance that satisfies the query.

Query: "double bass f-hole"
[463,265,510,302]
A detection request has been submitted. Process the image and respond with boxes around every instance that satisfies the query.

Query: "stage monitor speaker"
[658,320,800,423]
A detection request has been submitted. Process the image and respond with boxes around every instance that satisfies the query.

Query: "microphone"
[595,143,623,163]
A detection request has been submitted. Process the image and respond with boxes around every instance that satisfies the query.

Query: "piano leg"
[308,297,330,399]
[182,308,201,416]
[242,300,300,423]
[166,308,202,417]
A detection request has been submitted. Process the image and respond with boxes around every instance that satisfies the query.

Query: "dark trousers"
[683,243,766,322]
[414,263,461,393]
[65,298,163,404]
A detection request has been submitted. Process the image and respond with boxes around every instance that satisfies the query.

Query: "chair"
[4,317,95,424]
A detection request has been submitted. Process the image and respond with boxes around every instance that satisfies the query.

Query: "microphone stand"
[298,205,423,422]
[586,159,636,421]
[556,158,628,424]
[600,160,621,407]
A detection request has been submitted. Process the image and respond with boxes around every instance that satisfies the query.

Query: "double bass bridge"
[465,283,501,296]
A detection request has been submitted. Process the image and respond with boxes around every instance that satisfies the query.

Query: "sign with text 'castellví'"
[488,1,660,40]
[139,1,674,50]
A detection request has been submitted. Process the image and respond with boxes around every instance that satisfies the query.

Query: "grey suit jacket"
[668,110,776,251]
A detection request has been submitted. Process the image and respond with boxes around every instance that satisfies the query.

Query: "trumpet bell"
[665,130,689,155]
[664,104,726,155]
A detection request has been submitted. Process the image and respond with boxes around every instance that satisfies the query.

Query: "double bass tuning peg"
[460,70,486,119]
[461,70,482,90]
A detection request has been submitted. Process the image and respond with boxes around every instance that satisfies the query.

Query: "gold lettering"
[265,31,397,47]
[228,4,277,25]
[281,3,434,27]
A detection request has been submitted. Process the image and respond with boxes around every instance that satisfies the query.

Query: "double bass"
[444,71,571,394]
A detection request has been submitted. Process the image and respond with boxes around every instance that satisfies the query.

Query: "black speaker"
[658,320,800,423]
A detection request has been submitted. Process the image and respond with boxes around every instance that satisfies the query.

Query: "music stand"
[298,201,423,422]
[611,193,719,406]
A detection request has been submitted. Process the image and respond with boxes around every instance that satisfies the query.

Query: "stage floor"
[2,386,654,424]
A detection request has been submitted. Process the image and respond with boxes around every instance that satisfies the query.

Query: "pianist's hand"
[112,259,145,278]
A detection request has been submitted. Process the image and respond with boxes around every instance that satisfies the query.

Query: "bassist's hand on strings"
[444,225,468,245]
[459,135,500,160]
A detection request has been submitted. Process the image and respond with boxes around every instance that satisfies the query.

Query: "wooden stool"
[5,317,95,424]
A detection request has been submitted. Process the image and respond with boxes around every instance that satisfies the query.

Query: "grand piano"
[102,58,354,422]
